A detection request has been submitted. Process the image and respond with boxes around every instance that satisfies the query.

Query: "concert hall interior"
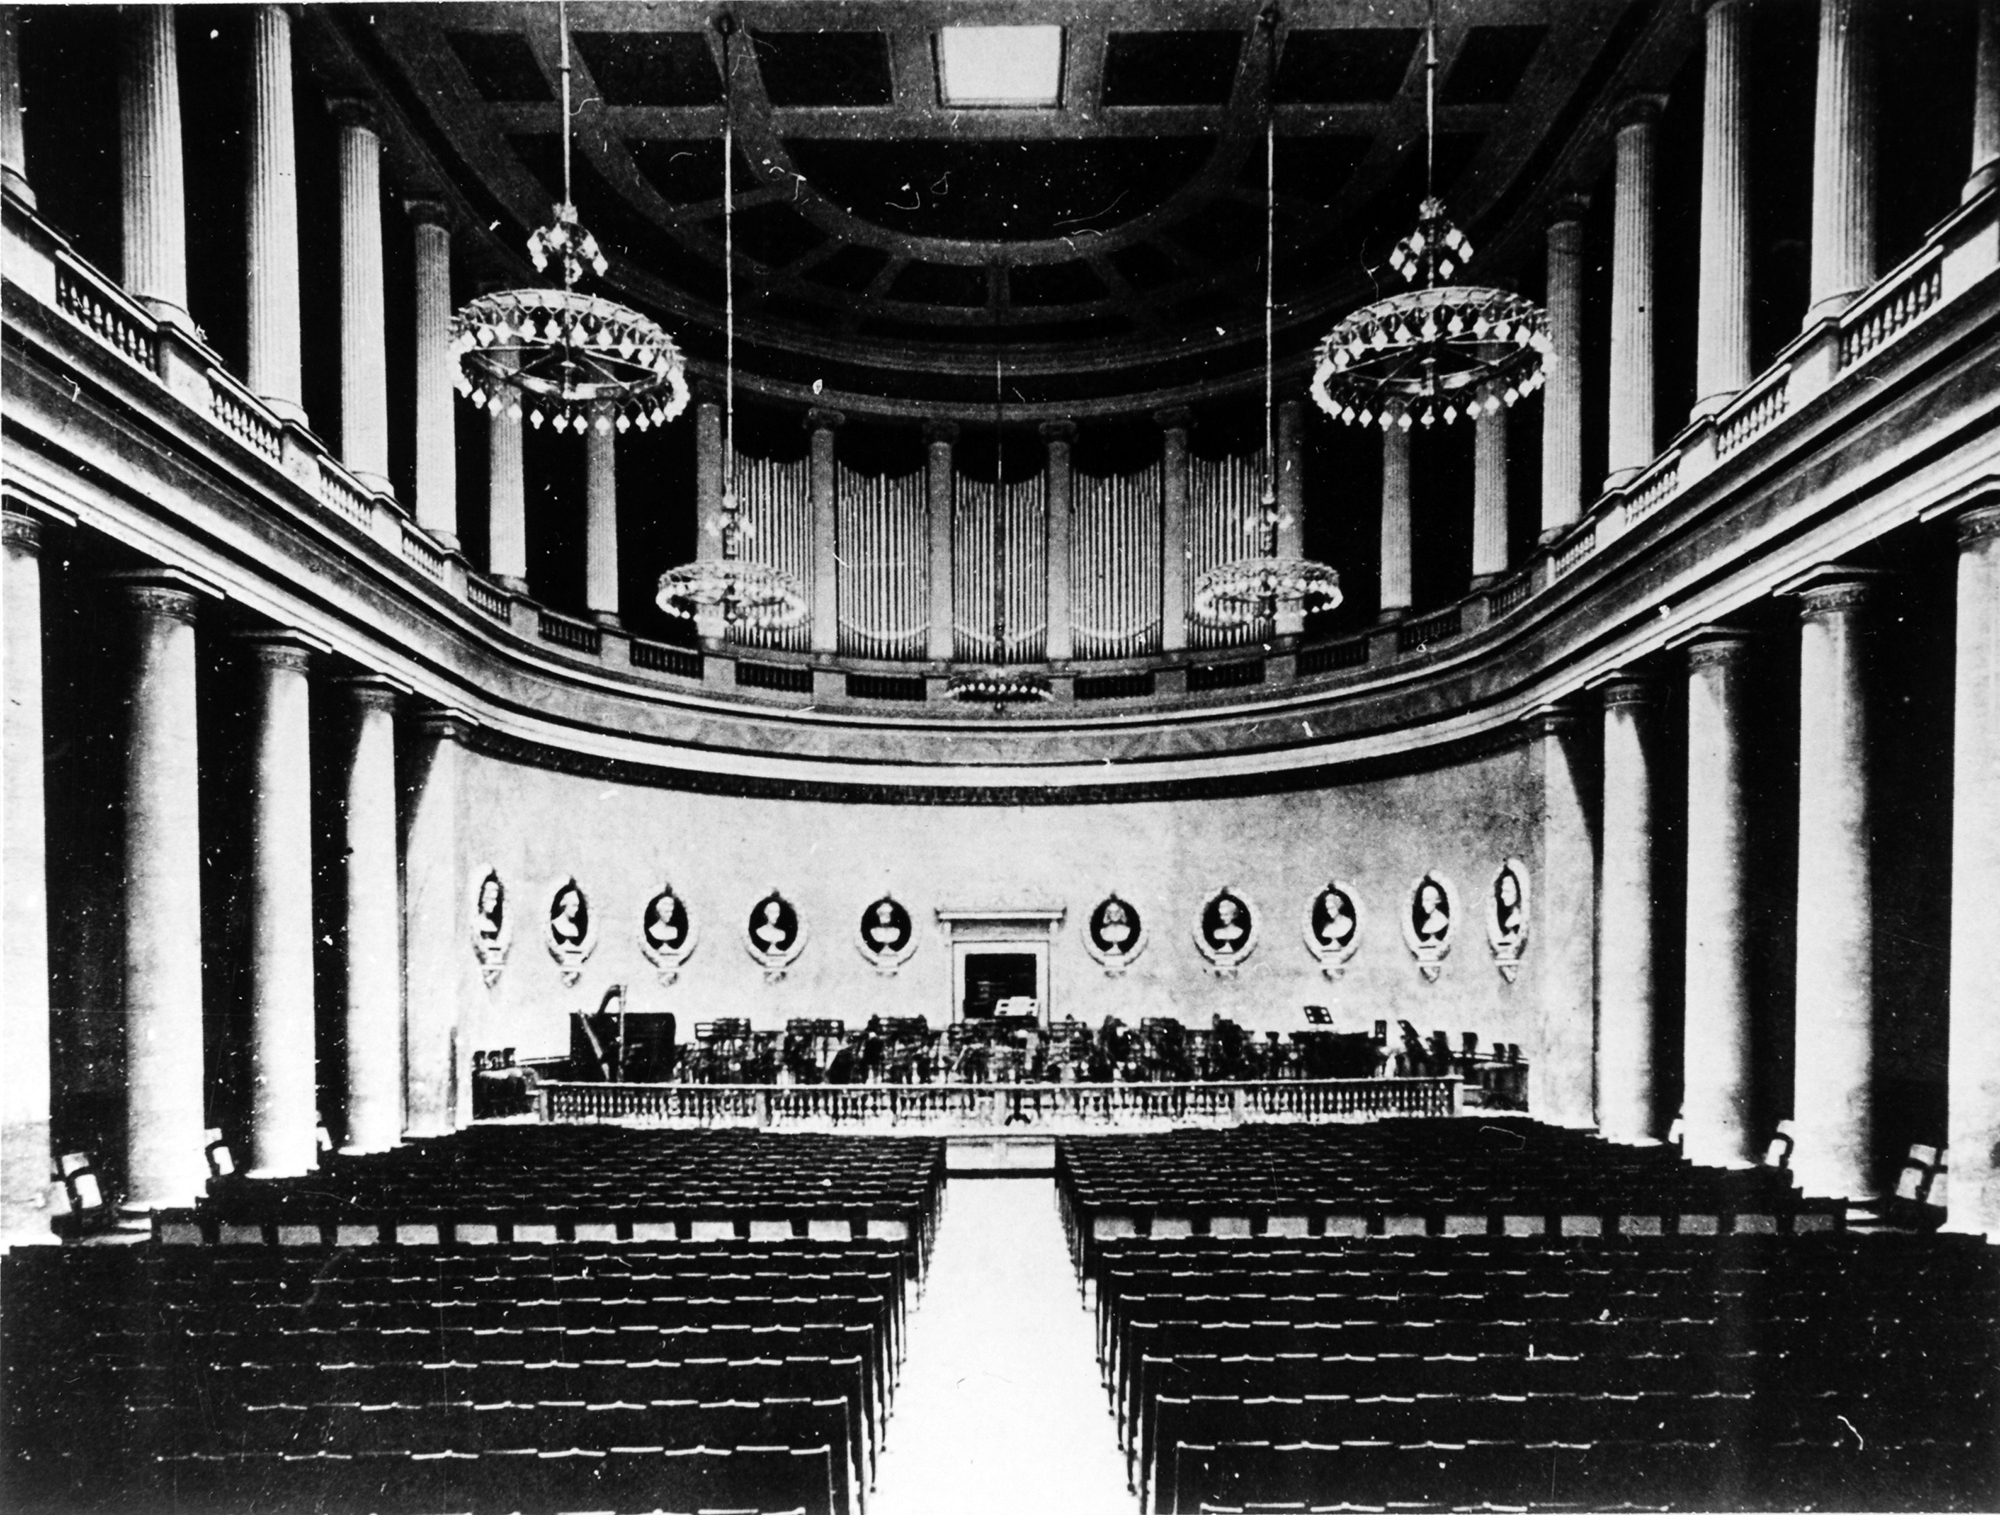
[2,1,1998,1512]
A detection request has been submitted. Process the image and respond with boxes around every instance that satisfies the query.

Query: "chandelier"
[451,2,688,435]
[948,356,1052,707]
[1309,1,1547,431]
[656,17,809,636]
[1192,7,1343,633]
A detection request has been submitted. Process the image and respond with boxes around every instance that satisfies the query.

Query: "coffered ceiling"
[311,1,1689,415]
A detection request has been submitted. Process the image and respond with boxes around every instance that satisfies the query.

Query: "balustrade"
[535,1077,1460,1130]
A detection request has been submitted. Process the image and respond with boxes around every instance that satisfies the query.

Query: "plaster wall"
[453,742,1551,1075]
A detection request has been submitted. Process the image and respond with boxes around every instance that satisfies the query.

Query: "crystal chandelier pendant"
[449,5,689,436]
[650,16,807,639]
[1190,8,1343,637]
[1308,8,1548,430]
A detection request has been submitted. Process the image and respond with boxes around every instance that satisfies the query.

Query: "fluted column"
[1532,705,1596,1129]
[1806,0,1877,324]
[408,200,457,550]
[111,572,207,1215]
[807,409,842,656]
[485,351,527,591]
[403,709,466,1140]
[1378,427,1412,620]
[332,99,390,491]
[1681,629,1759,1168]
[1785,570,1879,1199]
[1540,198,1587,537]
[1274,400,1306,637]
[120,6,190,325]
[245,6,303,422]
[925,420,957,663]
[1969,0,1999,202]
[1694,0,1752,417]
[1597,674,1662,1144]
[337,676,402,1154]
[585,412,619,625]
[1042,421,1076,661]
[1946,500,2000,1239]
[1157,408,1190,653]
[2,7,32,208]
[1606,99,1661,488]
[2,510,52,1244]
[239,632,319,1179]
[1471,407,1509,586]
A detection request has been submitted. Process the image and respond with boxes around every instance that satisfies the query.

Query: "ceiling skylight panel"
[936,25,1064,108]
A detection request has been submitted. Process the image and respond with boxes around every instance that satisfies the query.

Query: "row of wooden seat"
[1076,1224,1999,1514]
[4,1129,951,1515]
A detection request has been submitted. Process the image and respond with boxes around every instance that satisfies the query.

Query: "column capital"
[805,406,846,433]
[1523,702,1582,738]
[412,706,476,742]
[922,417,960,446]
[1038,419,1076,444]
[1955,501,2000,547]
[235,628,329,671]
[1589,669,1664,708]
[690,377,726,407]
[1153,406,1192,432]
[326,95,382,135]
[403,196,452,231]
[1672,624,1759,667]
[1775,563,1886,617]
[335,672,408,713]
[1546,193,1591,230]
[2,509,46,554]
[1693,0,1745,15]
[1614,93,1668,130]
[103,567,215,624]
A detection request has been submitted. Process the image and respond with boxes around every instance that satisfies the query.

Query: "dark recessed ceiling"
[1101,31,1242,107]
[345,2,1651,408]
[1444,26,1548,105]
[786,138,1213,241]
[754,30,895,107]
[1276,29,1422,104]
[573,31,721,106]
[445,30,549,102]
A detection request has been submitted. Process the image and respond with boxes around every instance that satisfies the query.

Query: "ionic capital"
[923,418,961,447]
[236,629,326,672]
[1153,406,1193,433]
[805,407,846,433]
[104,568,213,626]
[326,95,382,135]
[336,673,408,714]
[404,196,452,231]
[413,706,476,743]
[1038,419,1077,445]
[3,508,46,555]
[1591,671,1664,710]
[1523,702,1581,738]
[1956,501,2000,548]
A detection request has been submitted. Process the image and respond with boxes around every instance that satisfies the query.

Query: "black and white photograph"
[3,0,1998,1512]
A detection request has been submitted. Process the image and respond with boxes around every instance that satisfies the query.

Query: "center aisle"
[870,1177,1135,1515]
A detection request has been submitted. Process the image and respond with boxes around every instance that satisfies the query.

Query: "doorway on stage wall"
[962,952,1039,1019]
[935,907,1065,1026]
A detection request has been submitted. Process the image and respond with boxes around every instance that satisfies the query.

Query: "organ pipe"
[836,465,929,660]
[730,450,812,651]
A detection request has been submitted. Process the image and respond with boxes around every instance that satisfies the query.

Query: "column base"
[1374,607,1408,626]
[492,575,531,597]
[1962,161,1998,204]
[259,393,311,429]
[2,167,36,211]
[1469,572,1507,593]
[1600,467,1642,494]
[590,610,624,630]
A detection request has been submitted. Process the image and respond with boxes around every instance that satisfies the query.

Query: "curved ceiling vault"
[336,0,1655,413]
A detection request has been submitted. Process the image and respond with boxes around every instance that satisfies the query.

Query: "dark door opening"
[963,952,1038,1018]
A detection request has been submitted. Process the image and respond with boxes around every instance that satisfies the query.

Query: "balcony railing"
[11,179,1996,717]
[536,1077,1462,1130]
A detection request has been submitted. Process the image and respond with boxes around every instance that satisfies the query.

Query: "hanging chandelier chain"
[721,13,737,525]
[1425,0,1437,218]
[1262,5,1278,533]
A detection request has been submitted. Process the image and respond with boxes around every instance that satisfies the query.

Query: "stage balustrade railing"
[535,1076,1461,1130]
